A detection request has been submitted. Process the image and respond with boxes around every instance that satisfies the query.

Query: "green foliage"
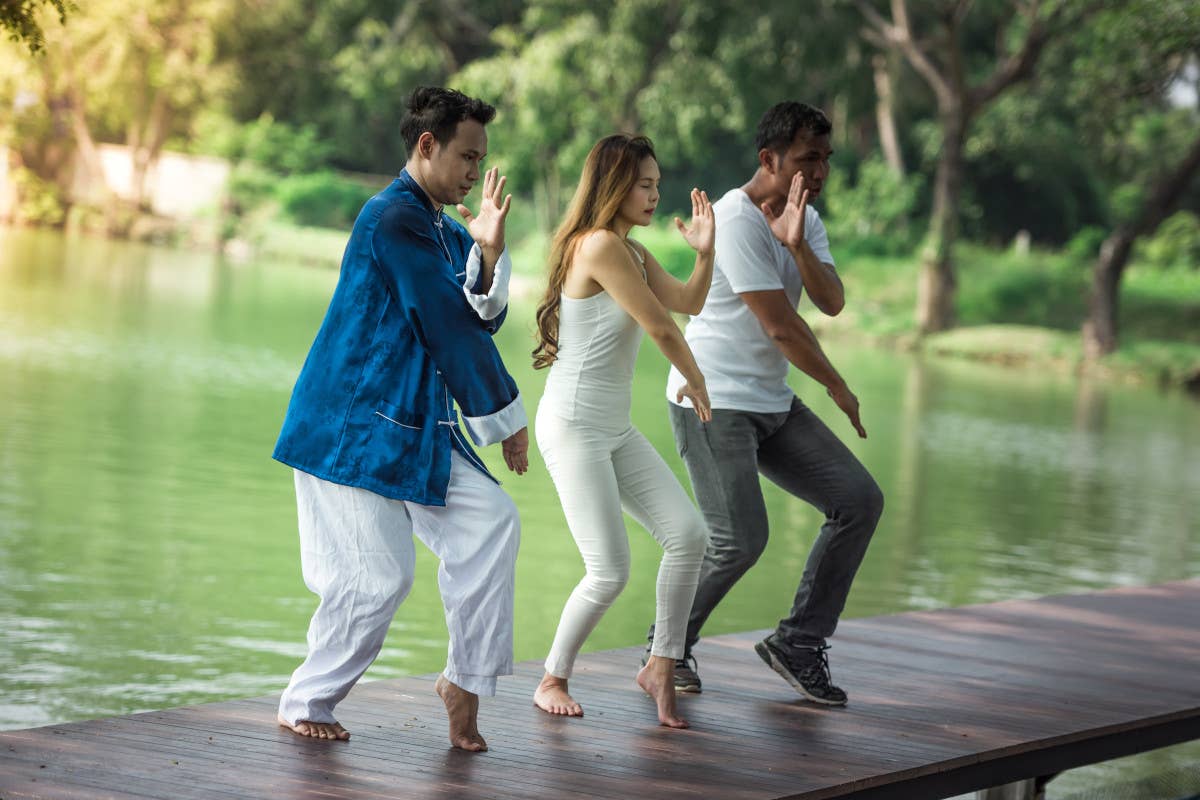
[955,248,1089,331]
[824,156,923,256]
[192,112,333,175]
[274,171,378,230]
[10,166,66,226]
[1065,226,1107,262]
[1,0,69,53]
[1137,211,1200,270]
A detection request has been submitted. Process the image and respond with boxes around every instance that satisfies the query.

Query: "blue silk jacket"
[273,169,526,506]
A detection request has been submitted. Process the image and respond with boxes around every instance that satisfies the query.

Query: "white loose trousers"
[278,451,520,726]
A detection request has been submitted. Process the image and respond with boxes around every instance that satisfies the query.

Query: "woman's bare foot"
[277,714,350,740]
[533,672,583,717]
[636,656,689,729]
[434,674,488,752]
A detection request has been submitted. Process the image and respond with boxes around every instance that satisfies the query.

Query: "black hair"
[400,87,496,155]
[754,102,832,155]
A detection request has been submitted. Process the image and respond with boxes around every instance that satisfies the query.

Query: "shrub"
[275,171,379,230]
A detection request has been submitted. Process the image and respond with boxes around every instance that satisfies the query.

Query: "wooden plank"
[0,580,1196,800]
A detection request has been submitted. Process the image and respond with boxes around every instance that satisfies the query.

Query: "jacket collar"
[398,168,444,225]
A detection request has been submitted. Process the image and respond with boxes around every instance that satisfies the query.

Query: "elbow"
[646,320,679,343]
[765,325,796,345]
[682,299,705,316]
[821,297,845,317]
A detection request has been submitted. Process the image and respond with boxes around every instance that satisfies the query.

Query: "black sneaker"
[754,636,847,706]
[641,643,703,694]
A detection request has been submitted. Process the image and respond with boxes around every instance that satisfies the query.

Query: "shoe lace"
[801,645,834,687]
[676,653,698,672]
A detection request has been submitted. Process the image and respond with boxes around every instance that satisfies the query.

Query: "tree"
[854,0,1097,333]
[1,0,69,52]
[454,0,749,231]
[1062,1,1200,356]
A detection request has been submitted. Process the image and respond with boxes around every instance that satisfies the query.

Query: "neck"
[612,219,633,239]
[405,161,443,211]
[741,169,783,215]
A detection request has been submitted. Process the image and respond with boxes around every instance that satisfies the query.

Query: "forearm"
[476,246,501,293]
[770,315,846,391]
[650,325,705,387]
[788,241,844,315]
[678,251,714,314]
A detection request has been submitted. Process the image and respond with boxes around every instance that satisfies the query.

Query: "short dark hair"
[755,102,832,154]
[400,87,496,154]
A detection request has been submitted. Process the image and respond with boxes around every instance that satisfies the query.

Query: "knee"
[839,478,884,531]
[495,494,521,551]
[580,564,629,606]
[710,520,767,569]
[859,479,885,524]
[669,514,709,562]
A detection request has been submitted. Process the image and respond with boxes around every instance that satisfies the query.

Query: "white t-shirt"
[666,188,834,413]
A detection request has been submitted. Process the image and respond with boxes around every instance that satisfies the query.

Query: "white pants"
[278,451,520,726]
[536,412,708,678]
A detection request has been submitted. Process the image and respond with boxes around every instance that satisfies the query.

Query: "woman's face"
[617,156,660,228]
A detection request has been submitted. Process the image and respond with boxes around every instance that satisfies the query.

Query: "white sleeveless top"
[539,242,646,430]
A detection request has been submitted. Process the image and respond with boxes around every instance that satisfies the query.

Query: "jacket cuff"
[463,245,511,321]
[463,392,526,447]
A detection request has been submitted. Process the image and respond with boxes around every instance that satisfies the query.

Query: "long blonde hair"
[532,134,657,370]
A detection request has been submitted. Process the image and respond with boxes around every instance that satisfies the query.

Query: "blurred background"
[1,2,1198,796]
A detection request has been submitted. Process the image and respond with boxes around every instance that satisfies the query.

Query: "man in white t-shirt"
[650,102,883,705]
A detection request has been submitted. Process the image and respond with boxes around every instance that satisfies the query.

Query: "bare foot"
[533,672,583,717]
[636,656,688,729]
[434,674,488,752]
[277,714,350,741]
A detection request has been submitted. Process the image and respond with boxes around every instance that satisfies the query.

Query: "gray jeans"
[661,397,883,652]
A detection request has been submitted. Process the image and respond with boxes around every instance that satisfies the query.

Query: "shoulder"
[575,228,627,261]
[376,198,430,236]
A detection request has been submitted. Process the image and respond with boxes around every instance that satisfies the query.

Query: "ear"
[757,147,777,175]
[417,131,437,159]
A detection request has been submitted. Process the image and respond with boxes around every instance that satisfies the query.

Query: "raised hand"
[457,166,512,256]
[674,188,714,255]
[761,171,808,251]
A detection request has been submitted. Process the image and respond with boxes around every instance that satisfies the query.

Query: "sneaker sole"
[753,641,847,706]
[675,683,701,694]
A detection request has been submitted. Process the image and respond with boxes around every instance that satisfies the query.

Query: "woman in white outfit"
[531,134,715,728]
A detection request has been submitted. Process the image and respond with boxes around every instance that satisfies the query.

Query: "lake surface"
[2,227,1198,785]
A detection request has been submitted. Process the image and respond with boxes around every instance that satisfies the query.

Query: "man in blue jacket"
[273,87,528,752]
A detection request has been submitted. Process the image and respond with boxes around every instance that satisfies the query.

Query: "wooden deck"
[2,580,1198,799]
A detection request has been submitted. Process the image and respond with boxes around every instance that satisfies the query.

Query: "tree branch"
[853,0,954,106]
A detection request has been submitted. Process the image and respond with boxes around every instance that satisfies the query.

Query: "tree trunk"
[872,54,904,176]
[917,114,965,334]
[1082,229,1136,357]
[1082,132,1200,357]
[129,89,171,213]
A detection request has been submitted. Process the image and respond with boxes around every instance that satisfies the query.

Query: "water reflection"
[0,228,1197,731]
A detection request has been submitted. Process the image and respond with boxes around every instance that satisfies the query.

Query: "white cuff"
[463,392,526,447]
[463,244,511,321]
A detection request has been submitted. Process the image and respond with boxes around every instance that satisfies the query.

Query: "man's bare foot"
[533,672,583,717]
[277,714,350,741]
[636,656,689,729]
[434,674,488,752]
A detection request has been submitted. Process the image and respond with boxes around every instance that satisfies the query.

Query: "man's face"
[768,131,832,200]
[423,119,488,206]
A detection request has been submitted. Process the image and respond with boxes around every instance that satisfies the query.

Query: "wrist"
[480,243,504,264]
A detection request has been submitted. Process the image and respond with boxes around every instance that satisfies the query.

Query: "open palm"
[762,171,808,250]
[674,188,715,254]
[457,167,512,252]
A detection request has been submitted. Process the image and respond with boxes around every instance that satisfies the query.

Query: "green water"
[1,227,1198,740]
